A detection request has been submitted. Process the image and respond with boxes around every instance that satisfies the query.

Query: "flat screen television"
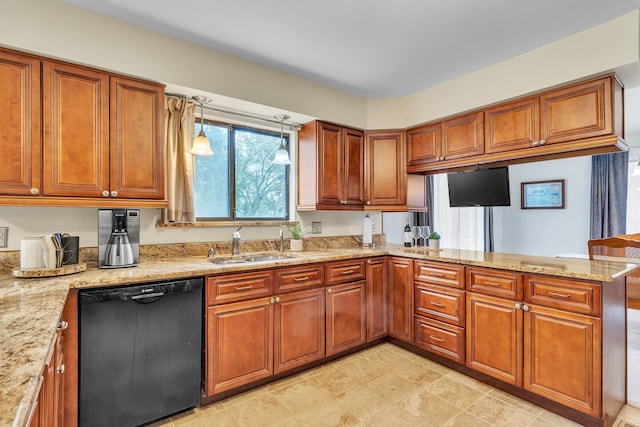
[447,167,511,207]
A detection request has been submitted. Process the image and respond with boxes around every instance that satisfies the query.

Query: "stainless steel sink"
[209,253,297,265]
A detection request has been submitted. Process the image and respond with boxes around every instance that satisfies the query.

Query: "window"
[193,120,289,221]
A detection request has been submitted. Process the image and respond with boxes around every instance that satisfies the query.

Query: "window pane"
[194,123,230,218]
[234,128,288,219]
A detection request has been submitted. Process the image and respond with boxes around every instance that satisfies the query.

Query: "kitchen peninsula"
[0,243,634,427]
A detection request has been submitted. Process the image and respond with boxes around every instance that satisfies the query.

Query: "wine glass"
[420,226,430,248]
[411,226,421,247]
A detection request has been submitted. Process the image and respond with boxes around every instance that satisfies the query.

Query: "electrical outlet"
[0,227,8,248]
[311,221,322,234]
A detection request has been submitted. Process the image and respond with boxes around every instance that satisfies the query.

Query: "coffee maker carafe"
[98,209,140,268]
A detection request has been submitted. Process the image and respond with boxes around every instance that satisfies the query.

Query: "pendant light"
[273,114,292,165]
[189,96,214,156]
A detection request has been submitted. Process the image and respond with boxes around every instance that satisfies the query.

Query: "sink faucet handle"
[208,247,216,259]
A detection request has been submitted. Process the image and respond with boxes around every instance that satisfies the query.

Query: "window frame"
[194,118,290,222]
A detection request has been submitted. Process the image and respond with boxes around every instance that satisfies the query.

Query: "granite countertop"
[1,245,635,427]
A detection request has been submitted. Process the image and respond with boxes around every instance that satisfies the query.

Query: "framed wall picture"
[521,179,565,209]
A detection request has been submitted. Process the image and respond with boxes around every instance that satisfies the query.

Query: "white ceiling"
[66,0,640,98]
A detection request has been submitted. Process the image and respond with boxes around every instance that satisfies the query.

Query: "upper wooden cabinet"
[298,120,364,210]
[406,111,484,168]
[486,75,623,155]
[0,48,166,207]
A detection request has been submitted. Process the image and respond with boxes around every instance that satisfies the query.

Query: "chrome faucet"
[279,229,284,253]
[232,226,242,255]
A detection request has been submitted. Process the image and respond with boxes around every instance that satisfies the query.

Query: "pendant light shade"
[189,96,214,156]
[273,114,291,165]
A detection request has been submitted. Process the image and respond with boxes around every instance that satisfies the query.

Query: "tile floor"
[149,309,640,427]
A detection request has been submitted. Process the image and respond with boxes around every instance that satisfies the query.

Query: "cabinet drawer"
[325,259,366,285]
[467,267,523,299]
[414,315,465,364]
[524,275,601,316]
[274,264,324,293]
[414,260,465,289]
[415,282,465,327]
[207,271,273,305]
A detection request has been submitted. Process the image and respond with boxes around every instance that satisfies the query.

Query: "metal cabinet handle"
[57,320,68,331]
[275,297,280,303]
[533,141,540,147]
[515,303,521,310]
[293,276,309,282]
[539,139,546,146]
[482,281,502,287]
[430,301,445,307]
[234,285,253,291]
[341,270,355,275]
[548,291,570,298]
[57,364,65,374]
[30,188,39,195]
[366,201,371,205]
[522,304,530,311]
[102,190,110,197]
[110,191,118,197]
[429,335,444,342]
[270,298,275,304]
[327,288,332,294]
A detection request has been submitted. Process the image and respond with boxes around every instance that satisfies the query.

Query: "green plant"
[428,231,441,240]
[281,223,312,240]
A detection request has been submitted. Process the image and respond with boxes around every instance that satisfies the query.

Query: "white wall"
[494,157,592,257]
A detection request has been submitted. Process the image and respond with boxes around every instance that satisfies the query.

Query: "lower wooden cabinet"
[414,315,465,364]
[388,257,413,342]
[366,257,387,341]
[325,281,367,356]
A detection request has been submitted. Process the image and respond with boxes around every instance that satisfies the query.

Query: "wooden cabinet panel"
[317,122,342,205]
[325,259,365,285]
[364,131,406,207]
[540,77,614,144]
[441,111,484,161]
[485,97,540,153]
[110,76,164,199]
[467,267,523,299]
[207,271,273,305]
[274,288,325,374]
[406,123,440,166]
[207,297,274,395]
[524,275,600,316]
[325,281,367,356]
[274,264,324,293]
[414,315,465,364]
[466,292,522,386]
[42,61,110,197]
[415,282,465,327]
[366,257,387,341]
[0,49,41,196]
[523,304,601,417]
[343,127,365,206]
[414,260,465,289]
[388,257,413,342]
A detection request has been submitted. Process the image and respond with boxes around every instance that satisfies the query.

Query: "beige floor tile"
[306,368,361,398]
[534,409,584,426]
[227,394,293,426]
[269,379,332,412]
[361,346,414,370]
[465,394,537,426]
[333,356,388,384]
[442,411,493,427]
[363,372,416,403]
[391,358,445,388]
[444,369,493,394]
[333,383,392,420]
[293,401,366,427]
[399,388,462,424]
[487,387,543,416]
[362,403,423,427]
[426,375,487,409]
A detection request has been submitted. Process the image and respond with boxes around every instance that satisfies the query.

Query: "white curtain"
[165,97,197,222]
[432,173,484,250]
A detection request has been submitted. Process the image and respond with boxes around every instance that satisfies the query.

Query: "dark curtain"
[590,151,629,239]
[484,207,494,252]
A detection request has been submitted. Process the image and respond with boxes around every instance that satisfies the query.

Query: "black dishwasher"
[79,278,203,427]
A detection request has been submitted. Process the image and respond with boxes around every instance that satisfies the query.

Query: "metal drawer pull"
[57,364,65,374]
[429,335,444,342]
[428,272,446,277]
[234,285,253,291]
[482,281,502,287]
[293,276,310,281]
[57,320,69,331]
[430,301,445,307]
[340,270,355,275]
[548,291,571,298]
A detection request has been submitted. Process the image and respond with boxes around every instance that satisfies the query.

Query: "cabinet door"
[523,304,601,417]
[42,61,109,197]
[274,288,325,374]
[110,77,165,199]
[325,281,367,356]
[365,131,406,207]
[466,293,522,386]
[441,111,484,161]
[388,257,413,342]
[414,315,465,364]
[540,76,614,144]
[366,257,387,341]
[317,122,343,205]
[485,97,540,153]
[0,49,41,196]
[406,123,440,166]
[206,297,274,395]
[342,127,365,206]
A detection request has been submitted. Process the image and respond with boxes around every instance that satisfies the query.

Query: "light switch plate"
[311,221,322,234]
[0,227,8,248]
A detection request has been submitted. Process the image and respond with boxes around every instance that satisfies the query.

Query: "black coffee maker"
[98,209,140,268]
